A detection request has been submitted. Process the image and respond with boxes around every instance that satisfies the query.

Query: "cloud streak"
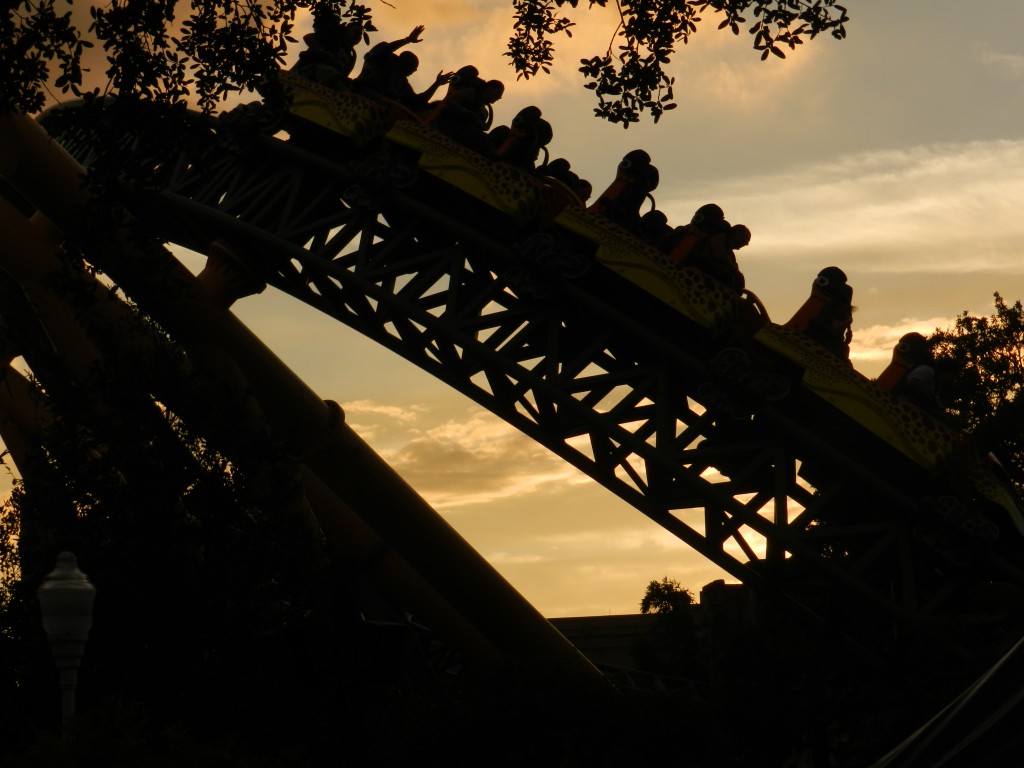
[851,316,956,366]
[974,42,1024,79]
[351,405,586,510]
[664,139,1024,273]
[650,137,1024,376]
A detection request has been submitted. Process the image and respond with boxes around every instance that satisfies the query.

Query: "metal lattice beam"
[40,109,1024,661]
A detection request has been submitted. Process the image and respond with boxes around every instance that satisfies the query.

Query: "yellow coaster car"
[754,323,960,471]
[554,205,739,337]
[279,70,411,147]
[385,119,556,227]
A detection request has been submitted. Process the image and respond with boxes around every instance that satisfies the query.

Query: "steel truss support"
[41,111,1024,663]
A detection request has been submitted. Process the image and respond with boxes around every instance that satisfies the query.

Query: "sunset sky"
[14,1,1024,617]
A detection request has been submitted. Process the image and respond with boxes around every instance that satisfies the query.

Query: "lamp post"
[37,551,96,736]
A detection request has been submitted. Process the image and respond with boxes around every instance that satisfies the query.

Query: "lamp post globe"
[36,551,96,733]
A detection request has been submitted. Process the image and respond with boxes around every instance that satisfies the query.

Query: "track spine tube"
[0,112,603,683]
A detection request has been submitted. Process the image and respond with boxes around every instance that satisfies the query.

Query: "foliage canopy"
[4,0,848,124]
[640,575,694,614]
[511,0,848,124]
[931,292,1024,493]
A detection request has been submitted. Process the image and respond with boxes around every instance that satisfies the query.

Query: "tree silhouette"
[514,0,849,124]
[931,292,1024,495]
[4,0,848,124]
[633,577,708,678]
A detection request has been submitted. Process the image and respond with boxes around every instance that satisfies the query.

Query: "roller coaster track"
[39,98,1024,668]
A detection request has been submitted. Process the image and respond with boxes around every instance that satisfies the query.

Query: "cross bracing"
[41,104,1024,664]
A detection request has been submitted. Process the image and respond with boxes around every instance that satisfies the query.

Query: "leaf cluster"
[634,577,708,679]
[507,0,580,81]
[1,1,93,114]
[930,292,1024,490]
[2,1,374,116]
[512,0,848,126]
[639,575,695,614]
[6,0,849,127]
[931,293,1024,426]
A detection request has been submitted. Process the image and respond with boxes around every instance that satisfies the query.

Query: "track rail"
[41,102,1024,665]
